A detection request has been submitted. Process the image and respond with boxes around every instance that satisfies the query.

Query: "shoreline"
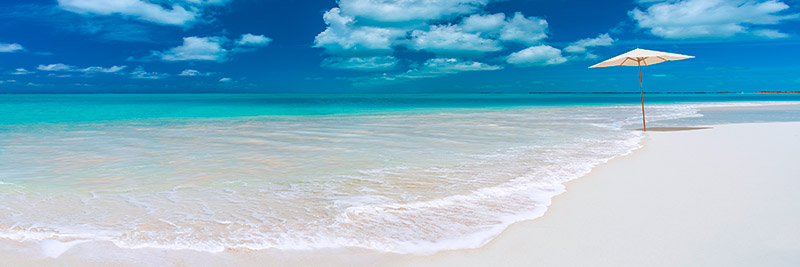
[2,121,800,266]
[387,121,800,266]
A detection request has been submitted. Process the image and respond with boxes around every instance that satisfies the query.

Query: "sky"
[1,0,799,93]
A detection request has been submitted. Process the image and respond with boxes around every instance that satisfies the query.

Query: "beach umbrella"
[589,48,694,131]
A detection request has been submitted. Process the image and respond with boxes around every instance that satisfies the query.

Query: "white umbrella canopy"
[589,48,694,131]
[589,48,694,68]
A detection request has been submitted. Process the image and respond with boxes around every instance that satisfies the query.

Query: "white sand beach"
[3,122,799,266]
[389,122,800,267]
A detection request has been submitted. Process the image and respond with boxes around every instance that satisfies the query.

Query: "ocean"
[1,94,799,255]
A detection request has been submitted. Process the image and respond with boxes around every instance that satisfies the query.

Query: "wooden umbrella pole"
[638,60,646,132]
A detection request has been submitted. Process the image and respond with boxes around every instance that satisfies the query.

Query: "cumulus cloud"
[314,7,550,57]
[338,0,491,24]
[219,77,232,82]
[150,33,271,62]
[237,34,272,46]
[497,12,549,45]
[0,43,24,53]
[630,0,798,39]
[80,66,127,73]
[461,13,506,34]
[410,25,502,55]
[321,56,398,71]
[314,8,406,55]
[752,28,790,38]
[413,57,502,74]
[314,0,562,83]
[10,68,34,75]
[37,63,126,73]
[359,58,501,85]
[57,0,231,27]
[131,66,168,79]
[38,63,75,71]
[564,33,614,53]
[153,36,228,61]
[179,69,213,76]
[459,13,549,45]
[506,45,567,67]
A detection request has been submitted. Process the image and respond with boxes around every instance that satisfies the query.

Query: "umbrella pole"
[638,61,646,132]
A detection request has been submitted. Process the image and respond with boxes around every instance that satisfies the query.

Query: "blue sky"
[1,0,799,93]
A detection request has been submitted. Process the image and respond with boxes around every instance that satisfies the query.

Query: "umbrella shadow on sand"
[632,126,712,132]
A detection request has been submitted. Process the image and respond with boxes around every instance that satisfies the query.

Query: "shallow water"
[0,94,799,255]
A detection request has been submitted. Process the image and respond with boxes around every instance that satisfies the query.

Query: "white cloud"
[321,56,398,71]
[313,0,564,80]
[57,0,231,27]
[338,0,491,24]
[219,77,232,82]
[564,33,615,53]
[131,66,168,79]
[410,25,502,55]
[79,66,127,73]
[497,12,549,45]
[631,0,798,39]
[314,8,406,55]
[153,36,228,61]
[11,68,34,75]
[506,45,567,67]
[359,58,501,85]
[0,43,24,53]
[752,28,789,38]
[237,34,272,46]
[149,34,271,62]
[459,13,549,45]
[461,13,506,34]
[37,63,126,73]
[38,63,75,71]
[416,57,502,74]
[315,8,544,56]
[179,69,213,76]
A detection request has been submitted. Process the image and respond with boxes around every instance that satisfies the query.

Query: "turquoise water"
[2,93,800,124]
[0,94,799,255]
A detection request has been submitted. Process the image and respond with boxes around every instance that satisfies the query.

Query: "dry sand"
[391,122,800,267]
